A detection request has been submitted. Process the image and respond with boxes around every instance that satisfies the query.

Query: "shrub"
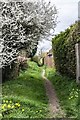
[2,61,19,82]
[52,21,80,78]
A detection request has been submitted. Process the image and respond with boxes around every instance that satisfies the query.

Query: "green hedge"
[2,62,19,82]
[52,22,80,78]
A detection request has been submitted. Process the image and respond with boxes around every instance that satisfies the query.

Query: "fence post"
[78,1,80,21]
[75,43,80,84]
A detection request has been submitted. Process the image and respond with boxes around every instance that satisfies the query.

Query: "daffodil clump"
[69,88,79,100]
[2,99,24,117]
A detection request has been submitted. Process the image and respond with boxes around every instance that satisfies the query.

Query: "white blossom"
[0,0,57,68]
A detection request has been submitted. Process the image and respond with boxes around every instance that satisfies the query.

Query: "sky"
[37,0,80,53]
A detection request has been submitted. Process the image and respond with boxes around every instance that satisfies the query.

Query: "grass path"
[42,69,64,118]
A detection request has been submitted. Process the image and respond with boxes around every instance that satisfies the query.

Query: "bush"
[2,61,20,82]
[2,57,28,82]
[52,21,80,78]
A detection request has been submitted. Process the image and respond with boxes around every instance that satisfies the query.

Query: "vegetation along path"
[42,69,64,117]
[2,62,49,118]
[2,61,79,118]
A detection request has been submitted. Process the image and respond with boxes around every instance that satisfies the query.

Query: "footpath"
[42,69,64,118]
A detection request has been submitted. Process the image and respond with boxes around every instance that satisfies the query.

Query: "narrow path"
[42,69,64,118]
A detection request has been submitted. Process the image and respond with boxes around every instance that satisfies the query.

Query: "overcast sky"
[37,0,80,53]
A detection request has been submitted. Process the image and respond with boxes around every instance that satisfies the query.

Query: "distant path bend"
[42,69,64,118]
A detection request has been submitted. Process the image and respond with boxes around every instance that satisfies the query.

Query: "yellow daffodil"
[15,103,18,106]
[7,104,11,108]
[6,100,8,103]
[15,103,20,107]
[2,106,5,110]
[22,109,24,112]
[18,104,20,107]
[3,100,5,103]
[10,101,12,103]
[3,104,6,107]
[12,105,14,109]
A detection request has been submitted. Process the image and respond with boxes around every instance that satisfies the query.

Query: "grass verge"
[46,68,80,119]
[2,61,49,118]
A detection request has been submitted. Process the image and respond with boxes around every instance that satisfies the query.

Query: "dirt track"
[42,69,64,118]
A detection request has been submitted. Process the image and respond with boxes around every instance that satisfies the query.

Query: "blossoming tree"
[0,0,57,68]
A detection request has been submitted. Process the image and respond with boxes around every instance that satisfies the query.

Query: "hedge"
[52,21,80,78]
[2,60,28,82]
[2,62,19,82]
